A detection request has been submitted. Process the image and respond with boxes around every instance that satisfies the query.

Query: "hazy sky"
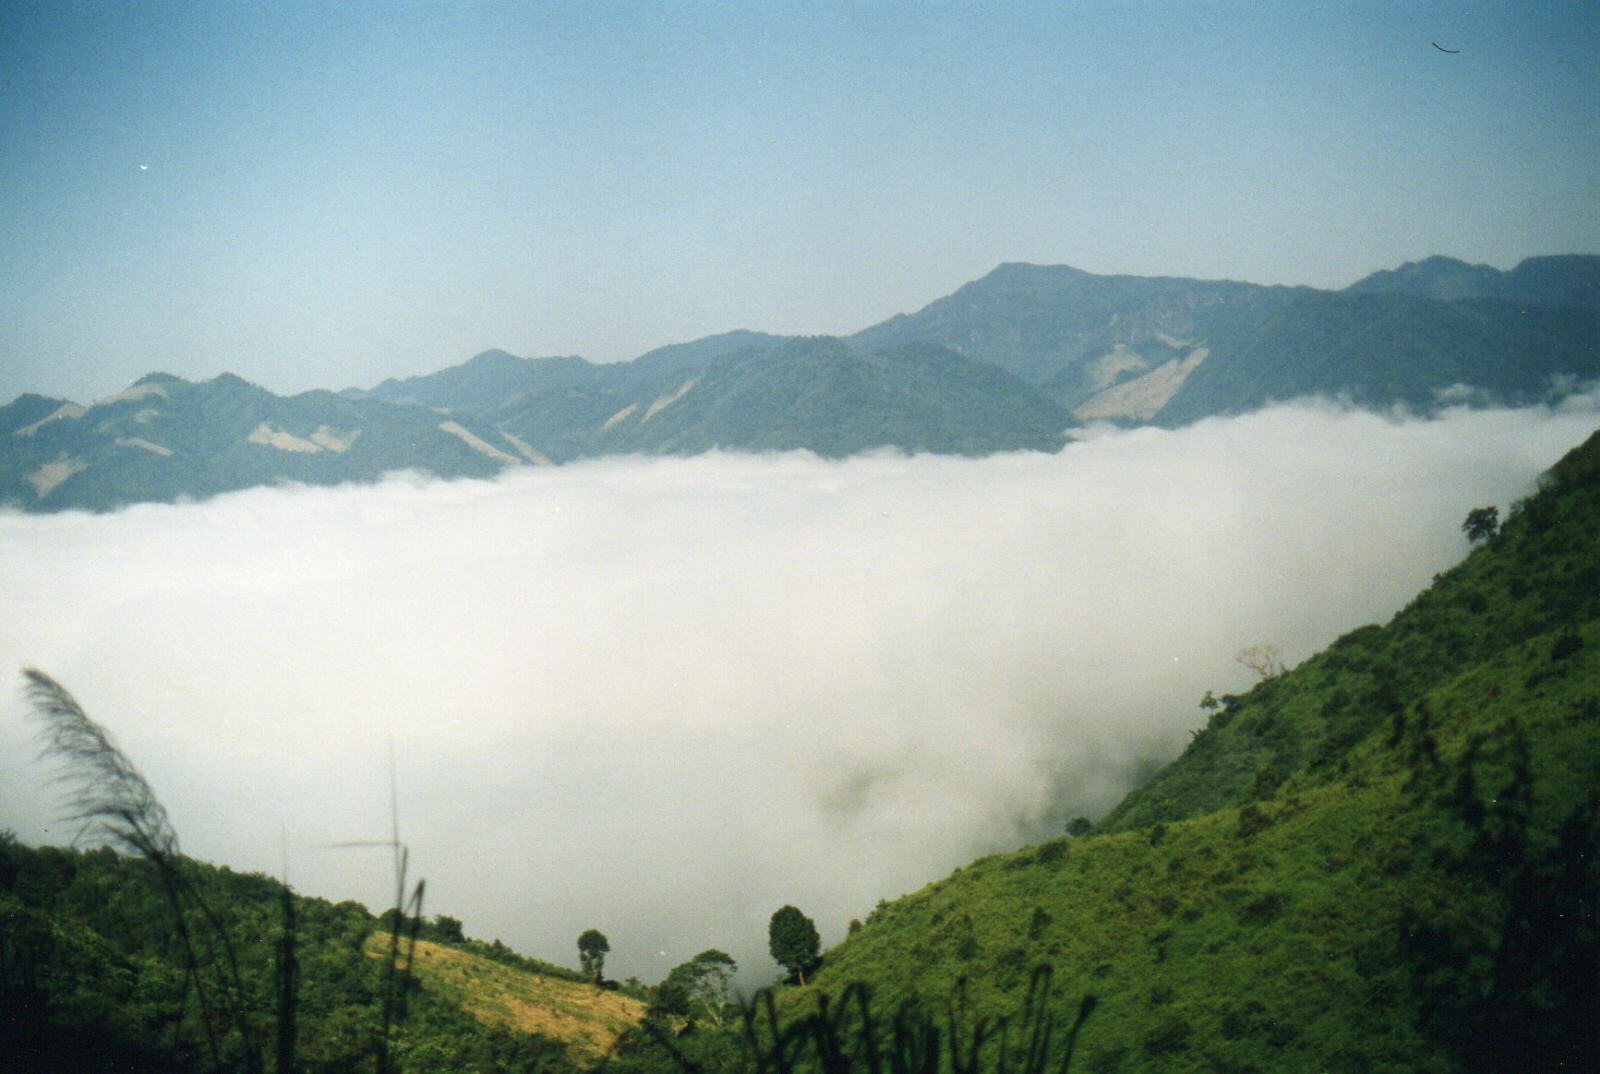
[3,2,1596,403]
[3,399,1595,984]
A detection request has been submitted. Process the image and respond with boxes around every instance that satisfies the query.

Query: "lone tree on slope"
[578,929,609,985]
[1463,505,1499,544]
[768,905,821,986]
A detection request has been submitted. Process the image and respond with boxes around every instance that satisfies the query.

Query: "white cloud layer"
[1,400,1595,986]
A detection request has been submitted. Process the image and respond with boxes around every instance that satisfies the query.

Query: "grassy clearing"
[370,933,647,1060]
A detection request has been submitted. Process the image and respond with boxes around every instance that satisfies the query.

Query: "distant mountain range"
[5,255,1596,512]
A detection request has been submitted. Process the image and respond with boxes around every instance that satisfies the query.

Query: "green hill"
[755,428,1600,1073]
[0,838,638,1072]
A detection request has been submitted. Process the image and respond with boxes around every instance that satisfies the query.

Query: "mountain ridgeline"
[4,255,1597,512]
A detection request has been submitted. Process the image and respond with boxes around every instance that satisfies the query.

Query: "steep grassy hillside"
[1104,423,1600,831]
[773,428,1600,1073]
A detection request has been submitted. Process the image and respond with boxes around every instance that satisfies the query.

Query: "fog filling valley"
[2,400,1596,986]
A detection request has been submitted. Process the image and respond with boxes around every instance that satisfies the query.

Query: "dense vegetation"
[0,835,637,1072]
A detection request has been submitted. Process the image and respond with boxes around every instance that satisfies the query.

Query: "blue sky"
[3,1,1596,402]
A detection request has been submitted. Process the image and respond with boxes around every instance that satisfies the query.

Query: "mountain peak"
[980,262,1093,284]
[134,372,190,388]
[463,348,528,368]
[1344,256,1503,301]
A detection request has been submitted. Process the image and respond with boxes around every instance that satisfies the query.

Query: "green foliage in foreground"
[614,970,1096,1074]
[729,429,1600,1073]
[0,840,583,1073]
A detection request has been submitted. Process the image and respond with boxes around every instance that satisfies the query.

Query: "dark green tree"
[1463,505,1499,543]
[649,970,692,1019]
[577,929,609,985]
[768,905,821,986]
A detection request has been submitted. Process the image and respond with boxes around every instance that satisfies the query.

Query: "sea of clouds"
[2,398,1596,986]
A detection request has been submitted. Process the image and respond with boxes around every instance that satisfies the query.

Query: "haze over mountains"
[3,254,1596,513]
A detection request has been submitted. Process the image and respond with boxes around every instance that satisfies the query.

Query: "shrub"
[1142,1015,1193,1055]
[1033,838,1069,865]
[1551,630,1583,661]
[1236,804,1273,839]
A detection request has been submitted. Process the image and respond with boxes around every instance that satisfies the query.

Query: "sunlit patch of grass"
[368,933,647,1060]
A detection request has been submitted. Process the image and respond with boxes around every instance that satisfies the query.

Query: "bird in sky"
[1433,42,1461,53]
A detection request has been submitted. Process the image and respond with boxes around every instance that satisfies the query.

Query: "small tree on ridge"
[578,928,609,984]
[1463,506,1499,544]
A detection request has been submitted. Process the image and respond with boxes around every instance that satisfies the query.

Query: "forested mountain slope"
[774,428,1600,1073]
